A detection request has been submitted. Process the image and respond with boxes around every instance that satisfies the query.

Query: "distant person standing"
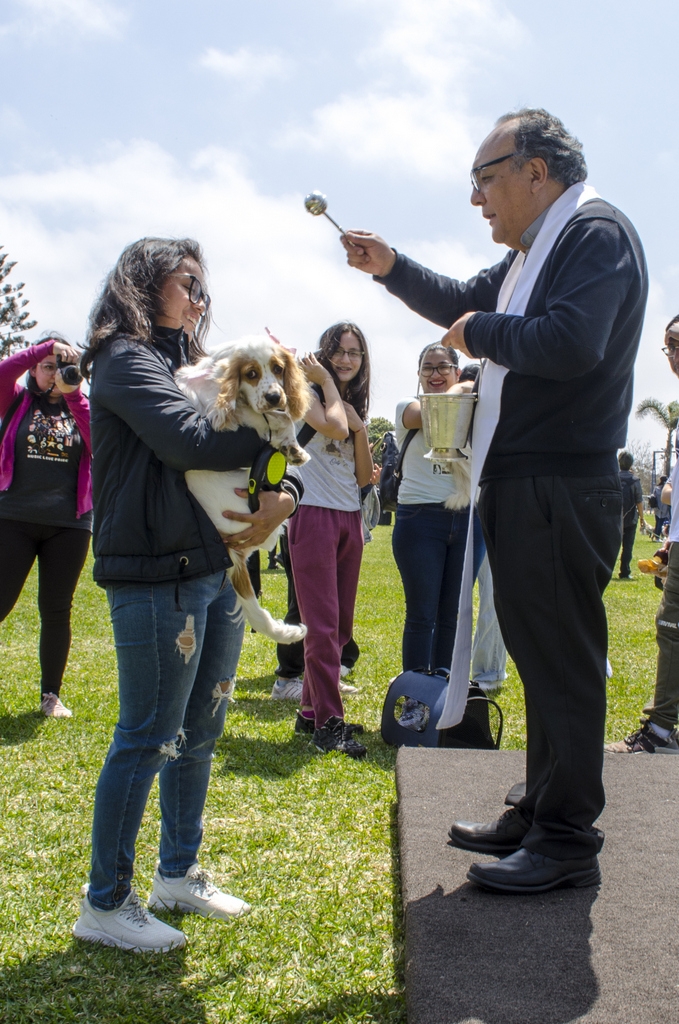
[651,475,670,540]
[617,451,645,579]
[606,317,679,753]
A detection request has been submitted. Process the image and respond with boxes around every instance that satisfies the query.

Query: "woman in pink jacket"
[0,335,92,717]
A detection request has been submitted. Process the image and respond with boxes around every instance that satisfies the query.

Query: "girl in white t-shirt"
[287,322,375,758]
[392,343,485,679]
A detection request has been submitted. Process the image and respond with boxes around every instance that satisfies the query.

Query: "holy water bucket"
[420,392,477,461]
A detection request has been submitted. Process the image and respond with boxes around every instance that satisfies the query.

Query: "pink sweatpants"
[287,505,364,727]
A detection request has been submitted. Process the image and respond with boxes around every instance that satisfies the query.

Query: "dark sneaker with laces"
[448,806,531,854]
[313,716,367,759]
[296,710,364,737]
[295,711,315,734]
[605,718,679,753]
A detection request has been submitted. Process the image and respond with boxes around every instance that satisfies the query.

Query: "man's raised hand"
[341,231,397,277]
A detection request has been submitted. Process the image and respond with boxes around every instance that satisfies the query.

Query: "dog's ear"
[213,357,242,427]
[282,351,313,421]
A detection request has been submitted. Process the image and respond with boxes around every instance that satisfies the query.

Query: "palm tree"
[636,397,679,476]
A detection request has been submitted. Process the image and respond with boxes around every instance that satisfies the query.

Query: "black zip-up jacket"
[89,327,302,585]
[378,198,648,479]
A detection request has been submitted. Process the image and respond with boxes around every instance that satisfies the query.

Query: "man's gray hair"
[496,108,587,187]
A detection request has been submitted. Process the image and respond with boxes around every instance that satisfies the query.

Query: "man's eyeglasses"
[330,346,363,362]
[662,343,679,356]
[171,273,211,311]
[420,362,457,377]
[470,152,517,193]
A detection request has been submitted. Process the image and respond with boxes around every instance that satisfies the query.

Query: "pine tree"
[0,248,37,359]
[367,416,395,465]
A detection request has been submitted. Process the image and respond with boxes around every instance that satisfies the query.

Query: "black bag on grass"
[381,669,503,749]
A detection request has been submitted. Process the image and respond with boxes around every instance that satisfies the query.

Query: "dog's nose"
[264,391,282,407]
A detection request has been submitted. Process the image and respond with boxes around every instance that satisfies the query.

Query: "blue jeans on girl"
[392,503,485,672]
[88,570,243,911]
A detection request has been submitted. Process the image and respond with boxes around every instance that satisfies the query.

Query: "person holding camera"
[0,334,92,718]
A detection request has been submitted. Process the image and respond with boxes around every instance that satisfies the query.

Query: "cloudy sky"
[1,0,677,452]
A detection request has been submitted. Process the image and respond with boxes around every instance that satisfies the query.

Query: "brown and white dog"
[175,334,311,643]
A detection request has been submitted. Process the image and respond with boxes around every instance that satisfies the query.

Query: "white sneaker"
[72,889,186,952]
[41,692,72,718]
[149,864,251,920]
[339,680,359,694]
[475,680,503,695]
[271,677,303,700]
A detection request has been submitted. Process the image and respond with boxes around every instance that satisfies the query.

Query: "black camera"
[55,354,83,386]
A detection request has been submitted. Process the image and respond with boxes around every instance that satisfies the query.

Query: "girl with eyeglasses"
[0,333,92,719]
[73,237,302,953]
[287,321,375,758]
[391,343,486,726]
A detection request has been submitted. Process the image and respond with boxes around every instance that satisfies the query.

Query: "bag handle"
[466,692,504,749]
[393,427,417,481]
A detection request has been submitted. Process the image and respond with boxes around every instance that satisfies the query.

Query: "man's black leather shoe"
[448,807,530,854]
[504,780,526,806]
[467,847,601,894]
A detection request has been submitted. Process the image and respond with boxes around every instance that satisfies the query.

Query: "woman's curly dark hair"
[80,237,210,379]
[316,321,371,420]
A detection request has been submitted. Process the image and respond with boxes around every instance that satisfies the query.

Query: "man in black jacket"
[617,450,645,579]
[342,108,648,893]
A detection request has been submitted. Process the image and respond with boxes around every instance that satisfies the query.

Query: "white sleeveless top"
[395,398,471,510]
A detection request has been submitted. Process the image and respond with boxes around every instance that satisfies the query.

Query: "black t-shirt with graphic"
[0,397,92,530]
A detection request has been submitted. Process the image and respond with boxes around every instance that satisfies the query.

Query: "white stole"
[436,182,600,730]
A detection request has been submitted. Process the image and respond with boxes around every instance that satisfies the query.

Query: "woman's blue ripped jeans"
[88,571,244,911]
[392,503,485,673]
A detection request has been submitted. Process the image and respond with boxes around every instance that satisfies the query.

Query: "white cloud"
[1,137,661,436]
[2,0,126,37]
[0,141,475,422]
[280,0,525,181]
[199,46,291,90]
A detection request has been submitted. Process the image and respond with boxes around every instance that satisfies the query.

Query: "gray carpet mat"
[396,747,679,1024]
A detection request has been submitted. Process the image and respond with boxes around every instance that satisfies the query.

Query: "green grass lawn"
[0,526,663,1023]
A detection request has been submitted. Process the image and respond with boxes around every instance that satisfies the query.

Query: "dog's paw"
[281,443,311,466]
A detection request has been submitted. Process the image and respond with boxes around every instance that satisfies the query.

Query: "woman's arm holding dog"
[344,402,375,488]
[300,354,349,439]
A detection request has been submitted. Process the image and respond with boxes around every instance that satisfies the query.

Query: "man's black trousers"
[619,520,637,578]
[478,473,622,860]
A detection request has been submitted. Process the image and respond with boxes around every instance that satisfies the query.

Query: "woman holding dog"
[0,334,91,719]
[392,343,485,725]
[289,322,375,759]
[73,238,302,953]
